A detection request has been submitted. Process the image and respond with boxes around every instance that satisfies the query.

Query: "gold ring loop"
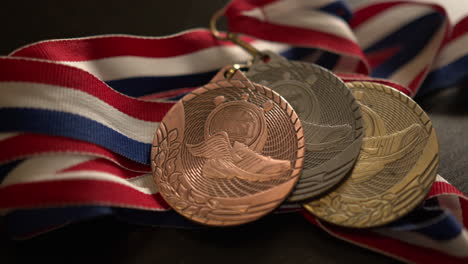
[224,64,241,80]
[210,7,228,41]
[209,7,263,58]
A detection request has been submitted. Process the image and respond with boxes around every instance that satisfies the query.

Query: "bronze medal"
[304,81,439,228]
[246,51,363,202]
[151,66,305,226]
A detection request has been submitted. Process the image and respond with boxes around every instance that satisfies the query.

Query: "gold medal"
[304,81,439,228]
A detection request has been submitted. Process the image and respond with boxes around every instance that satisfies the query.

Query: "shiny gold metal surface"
[304,81,439,228]
[152,66,304,226]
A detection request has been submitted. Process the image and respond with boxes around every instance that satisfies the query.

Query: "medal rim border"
[151,78,305,226]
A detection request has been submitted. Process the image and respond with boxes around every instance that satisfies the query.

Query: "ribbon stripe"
[0,133,151,172]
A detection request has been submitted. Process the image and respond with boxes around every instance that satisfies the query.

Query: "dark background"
[0,1,467,263]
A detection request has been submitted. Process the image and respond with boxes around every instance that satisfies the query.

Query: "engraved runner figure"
[187,94,292,182]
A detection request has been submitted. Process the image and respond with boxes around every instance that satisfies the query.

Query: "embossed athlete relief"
[151,66,305,226]
[246,51,363,202]
[352,91,424,180]
[187,95,291,182]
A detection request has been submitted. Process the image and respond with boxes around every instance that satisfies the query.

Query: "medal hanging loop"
[210,8,264,59]
[224,64,241,80]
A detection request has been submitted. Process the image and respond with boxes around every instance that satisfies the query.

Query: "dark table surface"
[1,1,467,263]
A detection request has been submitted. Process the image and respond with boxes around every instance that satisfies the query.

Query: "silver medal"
[246,51,363,202]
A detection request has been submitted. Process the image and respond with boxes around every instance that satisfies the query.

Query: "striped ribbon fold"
[1,1,468,263]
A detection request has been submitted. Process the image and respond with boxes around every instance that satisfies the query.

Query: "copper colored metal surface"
[246,51,363,202]
[151,66,305,226]
[304,82,439,228]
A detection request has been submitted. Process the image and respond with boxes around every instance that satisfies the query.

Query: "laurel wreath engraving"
[153,122,222,219]
[308,171,434,226]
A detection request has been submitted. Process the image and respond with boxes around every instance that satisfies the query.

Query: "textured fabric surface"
[418,87,468,195]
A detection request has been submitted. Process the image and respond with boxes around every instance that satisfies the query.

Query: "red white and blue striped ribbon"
[1,0,468,263]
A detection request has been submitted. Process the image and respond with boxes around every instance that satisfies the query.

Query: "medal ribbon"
[1,1,468,263]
